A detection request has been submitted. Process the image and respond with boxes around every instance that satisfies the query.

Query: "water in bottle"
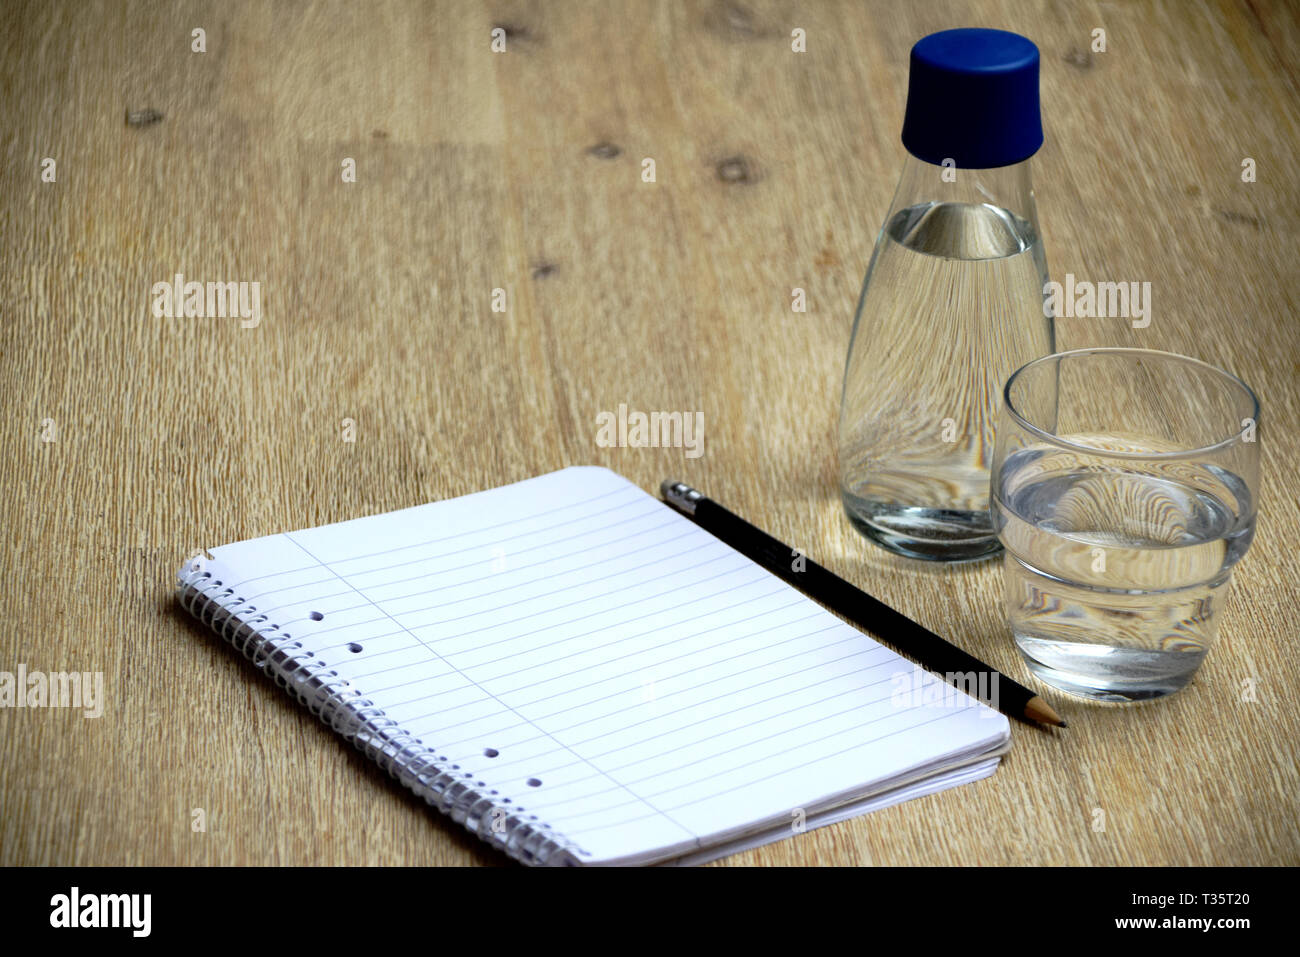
[838,29,1055,561]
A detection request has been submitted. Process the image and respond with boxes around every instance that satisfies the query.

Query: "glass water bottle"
[838,28,1055,562]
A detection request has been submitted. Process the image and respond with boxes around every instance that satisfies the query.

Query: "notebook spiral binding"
[176,564,586,866]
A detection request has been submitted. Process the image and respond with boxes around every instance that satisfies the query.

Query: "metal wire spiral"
[176,563,586,865]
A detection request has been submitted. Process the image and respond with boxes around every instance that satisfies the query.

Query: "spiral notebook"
[176,466,1010,865]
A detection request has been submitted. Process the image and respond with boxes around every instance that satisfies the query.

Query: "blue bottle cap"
[900,28,1043,169]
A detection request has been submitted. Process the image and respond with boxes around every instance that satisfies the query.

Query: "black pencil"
[661,480,1065,728]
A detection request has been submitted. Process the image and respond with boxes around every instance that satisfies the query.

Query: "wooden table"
[2,0,1296,866]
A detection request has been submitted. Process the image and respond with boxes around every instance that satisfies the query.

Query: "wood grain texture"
[1,0,1297,866]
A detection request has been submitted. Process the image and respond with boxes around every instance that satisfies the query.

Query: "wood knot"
[587,142,622,160]
[814,229,839,271]
[716,155,756,184]
[705,0,762,39]
[1062,48,1092,69]
[1212,207,1262,229]
[493,22,535,43]
[531,261,559,279]
[371,129,389,139]
[125,108,164,127]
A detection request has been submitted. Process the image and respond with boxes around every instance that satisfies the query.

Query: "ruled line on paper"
[239,490,656,604]
[277,521,694,841]
[555,707,980,837]
[225,481,638,593]
[259,521,698,635]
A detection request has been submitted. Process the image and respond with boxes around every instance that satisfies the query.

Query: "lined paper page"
[202,467,1008,864]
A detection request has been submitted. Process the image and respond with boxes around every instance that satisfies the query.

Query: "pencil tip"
[1024,695,1065,728]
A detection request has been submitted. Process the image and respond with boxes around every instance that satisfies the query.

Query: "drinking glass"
[991,348,1260,701]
